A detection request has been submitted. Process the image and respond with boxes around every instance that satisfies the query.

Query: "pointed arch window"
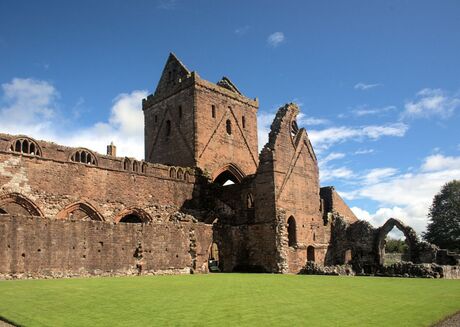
[10,137,42,156]
[287,216,297,247]
[226,119,232,135]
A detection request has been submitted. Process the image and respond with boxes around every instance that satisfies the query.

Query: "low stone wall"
[0,215,213,279]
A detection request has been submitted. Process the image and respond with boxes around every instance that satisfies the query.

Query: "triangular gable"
[154,53,191,96]
[217,76,242,95]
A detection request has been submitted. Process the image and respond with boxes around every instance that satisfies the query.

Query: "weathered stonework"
[0,53,458,279]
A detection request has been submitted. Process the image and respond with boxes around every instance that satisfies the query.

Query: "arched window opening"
[242,116,246,129]
[307,246,315,262]
[30,143,35,155]
[313,232,316,242]
[247,193,254,209]
[184,171,190,182]
[178,105,182,119]
[154,115,158,123]
[133,161,139,173]
[226,119,232,135]
[169,167,176,178]
[14,140,21,152]
[211,105,216,118]
[177,168,183,180]
[166,120,171,137]
[70,149,96,165]
[10,138,41,156]
[119,214,143,223]
[123,158,130,171]
[291,120,299,137]
[81,151,87,163]
[141,162,147,174]
[21,139,29,153]
[287,216,297,247]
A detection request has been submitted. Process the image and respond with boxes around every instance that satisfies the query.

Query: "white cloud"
[354,149,374,155]
[362,168,398,185]
[321,166,354,183]
[257,111,275,151]
[309,123,408,151]
[421,154,460,172]
[267,32,285,47]
[0,78,59,138]
[352,105,396,117]
[343,154,460,234]
[403,88,460,119]
[354,82,381,90]
[297,113,329,126]
[0,77,147,159]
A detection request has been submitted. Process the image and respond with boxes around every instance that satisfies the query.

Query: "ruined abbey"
[1,53,458,278]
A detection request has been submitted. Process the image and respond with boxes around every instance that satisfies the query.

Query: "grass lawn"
[0,274,459,327]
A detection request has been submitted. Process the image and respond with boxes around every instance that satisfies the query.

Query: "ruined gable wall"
[194,78,259,178]
[260,104,328,273]
[0,215,212,279]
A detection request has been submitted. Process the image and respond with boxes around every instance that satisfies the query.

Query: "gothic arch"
[69,148,98,166]
[0,193,43,217]
[287,216,297,247]
[8,136,42,156]
[212,163,245,185]
[377,218,418,265]
[114,208,152,224]
[56,202,104,221]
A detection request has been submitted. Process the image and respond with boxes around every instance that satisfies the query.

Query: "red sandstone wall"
[194,79,259,178]
[0,215,212,278]
[0,150,199,222]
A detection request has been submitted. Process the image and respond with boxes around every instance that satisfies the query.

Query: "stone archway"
[114,208,152,224]
[0,193,43,217]
[56,202,104,221]
[376,218,418,265]
[212,163,245,186]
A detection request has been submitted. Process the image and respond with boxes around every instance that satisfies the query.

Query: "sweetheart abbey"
[0,53,458,278]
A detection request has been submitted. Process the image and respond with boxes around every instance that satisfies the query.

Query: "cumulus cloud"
[354,82,381,90]
[0,78,59,138]
[267,32,285,47]
[402,88,460,119]
[342,153,460,233]
[0,77,147,159]
[308,122,408,151]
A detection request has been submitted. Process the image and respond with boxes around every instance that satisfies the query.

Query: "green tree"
[423,180,460,251]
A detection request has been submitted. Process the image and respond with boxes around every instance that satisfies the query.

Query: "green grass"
[0,274,459,327]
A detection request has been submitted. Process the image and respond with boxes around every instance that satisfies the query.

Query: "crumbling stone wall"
[0,215,212,279]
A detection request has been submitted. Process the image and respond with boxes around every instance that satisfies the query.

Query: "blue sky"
[1,0,459,235]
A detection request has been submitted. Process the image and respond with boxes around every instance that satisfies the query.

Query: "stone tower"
[142,53,259,182]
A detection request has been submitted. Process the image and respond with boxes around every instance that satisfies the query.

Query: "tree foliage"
[385,238,409,253]
[423,180,460,251]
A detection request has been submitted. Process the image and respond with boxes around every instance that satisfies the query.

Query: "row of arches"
[123,158,148,174]
[169,167,190,181]
[0,193,152,224]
